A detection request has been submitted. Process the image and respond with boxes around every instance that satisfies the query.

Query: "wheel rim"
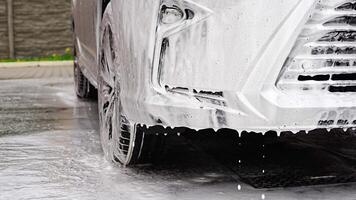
[99,25,135,165]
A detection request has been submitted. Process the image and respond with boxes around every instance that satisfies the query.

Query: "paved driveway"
[0,66,356,200]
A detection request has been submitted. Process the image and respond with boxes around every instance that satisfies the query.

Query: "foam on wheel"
[98,4,164,166]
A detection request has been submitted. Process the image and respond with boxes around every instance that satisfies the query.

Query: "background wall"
[0,0,73,58]
[0,0,9,58]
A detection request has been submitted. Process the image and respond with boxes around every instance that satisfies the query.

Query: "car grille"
[276,0,356,93]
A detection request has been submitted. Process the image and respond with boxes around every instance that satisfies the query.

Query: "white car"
[72,0,356,165]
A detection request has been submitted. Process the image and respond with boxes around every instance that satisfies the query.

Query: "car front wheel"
[98,5,164,166]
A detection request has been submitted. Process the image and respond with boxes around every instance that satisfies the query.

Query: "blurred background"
[0,0,72,61]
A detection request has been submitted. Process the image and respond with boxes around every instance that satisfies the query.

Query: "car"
[72,0,356,166]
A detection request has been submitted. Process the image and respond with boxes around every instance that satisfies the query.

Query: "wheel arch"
[102,0,111,15]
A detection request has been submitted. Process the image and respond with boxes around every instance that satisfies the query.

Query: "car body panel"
[73,0,356,134]
[72,0,102,86]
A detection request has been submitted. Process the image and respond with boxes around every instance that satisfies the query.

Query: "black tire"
[98,4,164,166]
[73,45,97,99]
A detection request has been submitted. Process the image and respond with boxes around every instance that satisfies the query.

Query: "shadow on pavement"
[136,128,356,188]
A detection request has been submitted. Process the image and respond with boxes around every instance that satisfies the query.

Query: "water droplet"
[261,194,266,200]
[237,184,242,190]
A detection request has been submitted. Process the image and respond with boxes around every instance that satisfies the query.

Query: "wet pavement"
[1,67,356,200]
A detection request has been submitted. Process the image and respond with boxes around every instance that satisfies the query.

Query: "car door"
[73,0,101,85]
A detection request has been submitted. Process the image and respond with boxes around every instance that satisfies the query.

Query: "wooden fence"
[0,0,72,59]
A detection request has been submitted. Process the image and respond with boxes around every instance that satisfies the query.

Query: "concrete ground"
[0,64,356,200]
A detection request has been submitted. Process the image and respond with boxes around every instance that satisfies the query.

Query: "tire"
[74,42,97,99]
[98,5,163,166]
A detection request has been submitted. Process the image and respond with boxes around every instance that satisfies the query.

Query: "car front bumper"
[114,0,356,133]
